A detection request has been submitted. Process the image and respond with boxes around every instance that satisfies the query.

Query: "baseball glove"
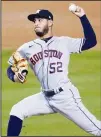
[11,51,28,83]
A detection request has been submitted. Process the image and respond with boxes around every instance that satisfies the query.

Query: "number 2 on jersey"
[49,62,63,74]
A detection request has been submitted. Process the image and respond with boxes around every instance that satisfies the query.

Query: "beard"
[34,26,49,37]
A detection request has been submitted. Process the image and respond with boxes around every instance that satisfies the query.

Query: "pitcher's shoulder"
[18,39,37,50]
[59,36,70,39]
[56,36,70,42]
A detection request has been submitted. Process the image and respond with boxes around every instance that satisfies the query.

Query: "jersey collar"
[42,36,53,43]
[34,36,56,45]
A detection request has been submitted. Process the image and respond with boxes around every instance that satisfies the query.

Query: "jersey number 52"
[49,62,63,74]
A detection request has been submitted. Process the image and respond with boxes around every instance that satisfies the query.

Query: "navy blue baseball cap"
[28,9,53,21]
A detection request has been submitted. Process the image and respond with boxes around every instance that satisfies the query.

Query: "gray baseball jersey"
[8,36,84,90]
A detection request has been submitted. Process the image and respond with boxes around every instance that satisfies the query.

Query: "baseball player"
[6,4,101,136]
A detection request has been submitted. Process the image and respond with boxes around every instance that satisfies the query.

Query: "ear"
[48,20,53,27]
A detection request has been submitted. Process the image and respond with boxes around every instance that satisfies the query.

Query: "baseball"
[69,4,77,12]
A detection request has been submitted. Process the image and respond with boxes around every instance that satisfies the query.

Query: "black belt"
[44,87,63,97]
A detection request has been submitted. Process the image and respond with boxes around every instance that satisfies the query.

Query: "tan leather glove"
[11,52,28,83]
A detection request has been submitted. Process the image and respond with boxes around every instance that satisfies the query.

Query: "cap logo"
[36,10,40,14]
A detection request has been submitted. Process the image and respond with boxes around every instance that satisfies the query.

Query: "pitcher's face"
[34,18,49,37]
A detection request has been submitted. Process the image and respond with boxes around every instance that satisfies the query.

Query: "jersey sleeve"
[7,43,27,65]
[64,36,85,54]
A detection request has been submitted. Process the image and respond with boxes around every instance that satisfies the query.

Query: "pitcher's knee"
[10,103,25,120]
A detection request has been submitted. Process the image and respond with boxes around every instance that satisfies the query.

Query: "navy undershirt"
[42,36,53,43]
[80,15,97,50]
[7,15,97,82]
[7,66,15,82]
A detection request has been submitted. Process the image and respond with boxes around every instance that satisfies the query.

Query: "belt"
[43,87,63,97]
